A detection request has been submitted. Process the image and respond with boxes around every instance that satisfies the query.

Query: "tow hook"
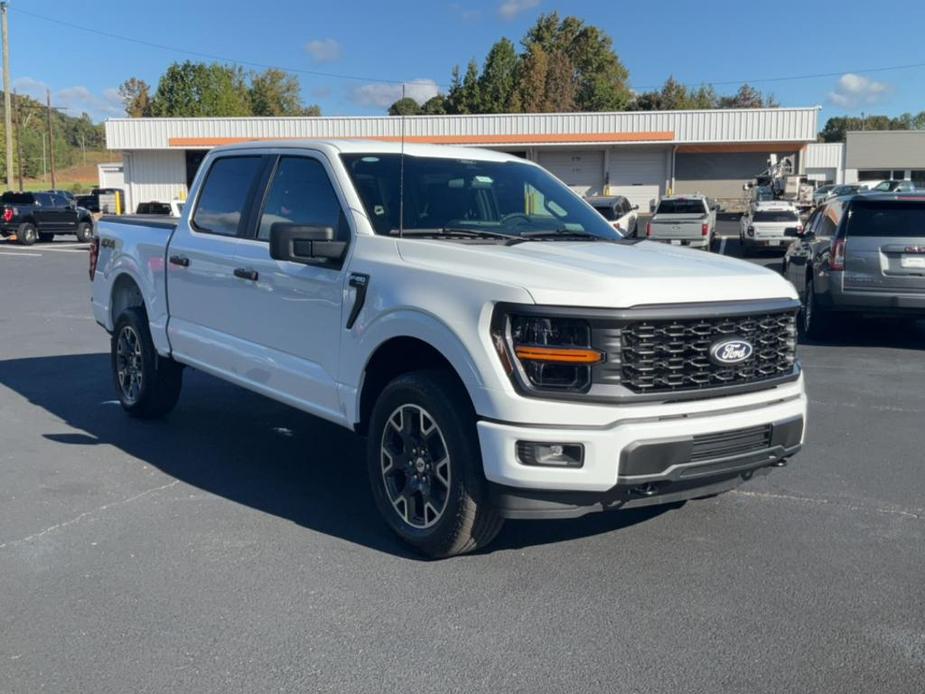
[770,458,788,468]
[629,482,663,497]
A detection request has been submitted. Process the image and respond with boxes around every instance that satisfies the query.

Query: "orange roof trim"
[676,142,806,154]
[167,131,676,148]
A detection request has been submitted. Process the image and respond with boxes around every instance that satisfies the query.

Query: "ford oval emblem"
[709,338,754,365]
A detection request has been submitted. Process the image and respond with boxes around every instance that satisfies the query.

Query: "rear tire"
[111,307,183,418]
[75,222,93,243]
[367,370,503,558]
[800,276,833,339]
[17,222,37,246]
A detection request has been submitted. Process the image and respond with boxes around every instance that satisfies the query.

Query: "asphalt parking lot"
[1,222,923,693]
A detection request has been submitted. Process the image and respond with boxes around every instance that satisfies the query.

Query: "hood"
[397,239,797,308]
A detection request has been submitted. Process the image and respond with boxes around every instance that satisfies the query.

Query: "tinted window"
[754,210,799,222]
[846,201,925,238]
[656,199,706,214]
[51,194,69,207]
[257,157,347,242]
[341,154,619,240]
[192,156,264,237]
[34,193,53,207]
[2,192,33,204]
[593,205,617,221]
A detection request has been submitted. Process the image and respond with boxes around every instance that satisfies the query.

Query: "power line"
[9,5,443,88]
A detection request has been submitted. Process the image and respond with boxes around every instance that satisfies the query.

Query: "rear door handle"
[233,267,259,281]
[168,255,190,267]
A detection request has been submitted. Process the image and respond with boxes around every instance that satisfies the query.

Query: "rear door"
[166,154,272,373]
[843,198,925,295]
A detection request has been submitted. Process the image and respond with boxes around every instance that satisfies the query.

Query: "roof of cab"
[206,138,528,163]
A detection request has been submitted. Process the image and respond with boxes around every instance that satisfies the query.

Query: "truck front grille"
[690,425,773,462]
[620,311,797,394]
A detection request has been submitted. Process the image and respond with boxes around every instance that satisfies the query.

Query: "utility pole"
[46,88,56,189]
[42,132,46,182]
[13,87,21,190]
[2,2,12,191]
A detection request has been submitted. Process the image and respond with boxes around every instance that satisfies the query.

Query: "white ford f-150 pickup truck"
[90,140,806,557]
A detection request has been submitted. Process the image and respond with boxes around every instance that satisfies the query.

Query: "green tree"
[151,61,252,117]
[513,43,549,113]
[421,95,448,115]
[478,38,519,113]
[717,83,778,109]
[388,97,422,116]
[118,77,153,117]
[249,68,319,116]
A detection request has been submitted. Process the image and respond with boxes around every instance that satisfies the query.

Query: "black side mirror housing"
[269,223,346,264]
[783,228,801,238]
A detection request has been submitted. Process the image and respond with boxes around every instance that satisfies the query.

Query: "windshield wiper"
[390,227,514,241]
[505,229,614,245]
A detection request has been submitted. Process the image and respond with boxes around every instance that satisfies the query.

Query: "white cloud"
[826,73,892,109]
[350,79,440,108]
[13,76,123,120]
[498,0,539,19]
[449,3,481,22]
[305,38,342,64]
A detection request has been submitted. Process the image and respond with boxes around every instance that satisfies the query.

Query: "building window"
[892,170,907,180]
[858,170,890,181]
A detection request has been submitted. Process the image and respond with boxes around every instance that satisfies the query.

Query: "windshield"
[754,210,799,222]
[340,154,620,240]
[656,199,705,215]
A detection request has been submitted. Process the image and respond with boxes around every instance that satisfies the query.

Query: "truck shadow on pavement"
[0,353,668,559]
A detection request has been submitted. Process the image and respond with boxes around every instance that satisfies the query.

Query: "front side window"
[192,156,264,237]
[340,154,620,240]
[593,205,617,221]
[34,193,53,207]
[258,157,348,241]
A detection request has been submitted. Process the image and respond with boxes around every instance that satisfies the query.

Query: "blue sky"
[9,0,925,125]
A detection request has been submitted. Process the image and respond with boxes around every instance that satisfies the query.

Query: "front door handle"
[233,267,259,281]
[168,255,190,267]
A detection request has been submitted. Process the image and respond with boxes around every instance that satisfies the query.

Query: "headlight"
[492,312,603,393]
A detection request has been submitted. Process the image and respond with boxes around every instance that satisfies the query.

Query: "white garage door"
[608,149,666,210]
[538,150,605,196]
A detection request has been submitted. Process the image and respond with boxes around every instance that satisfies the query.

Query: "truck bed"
[99,215,178,231]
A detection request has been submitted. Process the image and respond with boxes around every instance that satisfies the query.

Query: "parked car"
[645,195,717,249]
[135,199,184,217]
[821,184,865,202]
[585,195,639,236]
[812,184,837,206]
[740,201,802,254]
[783,193,925,337]
[864,179,916,194]
[90,140,806,557]
[76,193,100,213]
[1,191,94,245]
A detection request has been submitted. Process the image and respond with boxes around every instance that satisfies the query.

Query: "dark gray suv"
[782,193,925,337]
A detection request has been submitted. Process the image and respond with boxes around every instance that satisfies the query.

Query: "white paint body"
[91,140,807,493]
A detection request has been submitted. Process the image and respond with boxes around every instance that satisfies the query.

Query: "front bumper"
[476,384,806,508]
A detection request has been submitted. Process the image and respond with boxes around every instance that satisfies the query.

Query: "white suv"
[740,201,803,254]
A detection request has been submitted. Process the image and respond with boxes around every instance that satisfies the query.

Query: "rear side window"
[257,156,348,242]
[754,210,799,222]
[593,205,616,221]
[656,199,705,214]
[192,156,265,237]
[846,201,925,238]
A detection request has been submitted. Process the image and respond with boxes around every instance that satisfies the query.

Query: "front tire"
[75,222,93,243]
[367,370,503,558]
[111,307,183,418]
[799,276,833,339]
[17,222,37,246]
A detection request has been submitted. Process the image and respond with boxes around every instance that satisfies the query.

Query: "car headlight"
[492,311,603,394]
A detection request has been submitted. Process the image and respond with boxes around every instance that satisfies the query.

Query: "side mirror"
[631,204,639,211]
[649,200,656,213]
[269,223,346,264]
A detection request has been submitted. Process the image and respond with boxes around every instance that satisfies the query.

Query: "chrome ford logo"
[710,338,754,365]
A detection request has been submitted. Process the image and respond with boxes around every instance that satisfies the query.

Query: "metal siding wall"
[122,150,187,212]
[674,150,799,204]
[845,131,925,169]
[804,142,844,169]
[105,108,820,150]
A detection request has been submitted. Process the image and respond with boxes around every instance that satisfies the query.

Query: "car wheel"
[75,222,93,243]
[38,232,55,243]
[800,276,833,339]
[367,369,503,558]
[17,222,37,246]
[111,306,183,418]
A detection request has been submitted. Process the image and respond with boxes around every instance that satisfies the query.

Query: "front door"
[231,153,349,423]
[51,194,78,232]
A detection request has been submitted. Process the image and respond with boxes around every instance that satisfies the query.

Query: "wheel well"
[357,337,470,435]
[110,274,145,325]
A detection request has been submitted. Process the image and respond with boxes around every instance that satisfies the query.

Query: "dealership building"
[104,107,822,213]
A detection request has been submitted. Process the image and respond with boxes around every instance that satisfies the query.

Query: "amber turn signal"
[513,346,604,364]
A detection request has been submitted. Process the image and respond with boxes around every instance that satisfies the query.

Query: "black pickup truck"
[1,191,94,245]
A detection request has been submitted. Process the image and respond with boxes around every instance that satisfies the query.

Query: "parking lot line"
[0,251,41,257]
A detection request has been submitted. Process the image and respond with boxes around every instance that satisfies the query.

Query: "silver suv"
[783,193,925,337]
